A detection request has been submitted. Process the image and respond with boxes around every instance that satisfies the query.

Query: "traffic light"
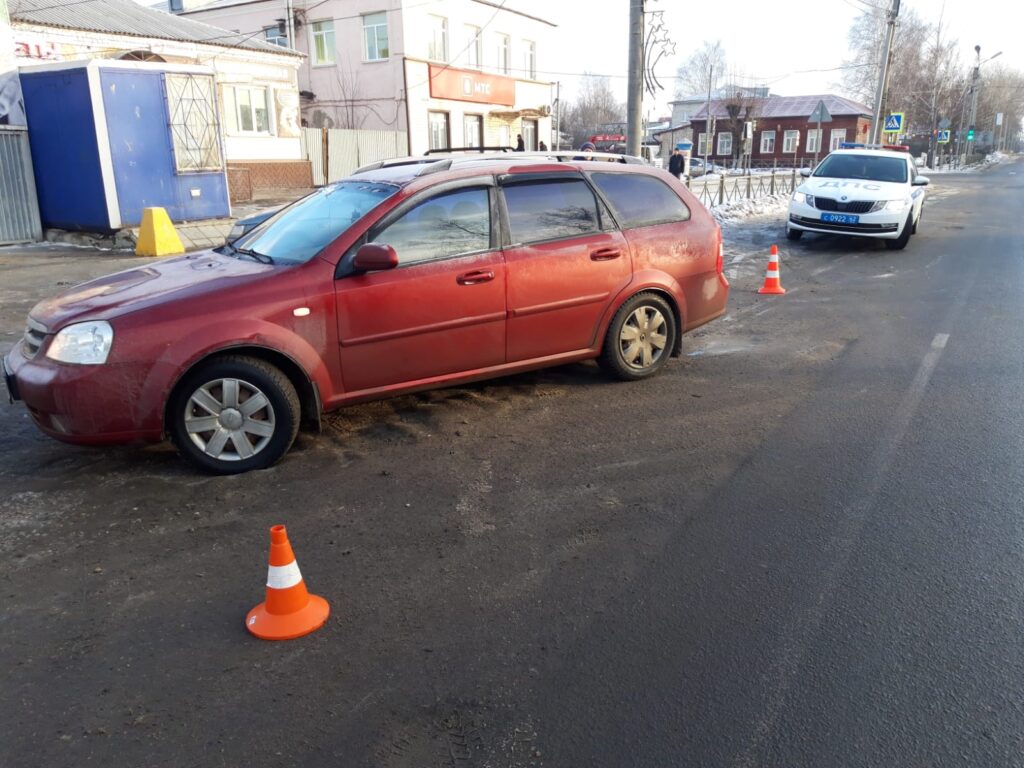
[967,126,975,142]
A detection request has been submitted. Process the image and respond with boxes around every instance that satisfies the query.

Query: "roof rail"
[351,150,650,178]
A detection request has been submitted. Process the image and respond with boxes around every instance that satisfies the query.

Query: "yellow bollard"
[135,207,185,257]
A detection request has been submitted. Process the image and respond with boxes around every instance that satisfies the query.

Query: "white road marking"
[732,330,955,767]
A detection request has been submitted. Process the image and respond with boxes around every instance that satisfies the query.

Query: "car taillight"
[715,228,724,273]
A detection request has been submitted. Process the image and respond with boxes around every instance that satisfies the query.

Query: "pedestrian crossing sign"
[937,130,951,144]
[884,113,904,133]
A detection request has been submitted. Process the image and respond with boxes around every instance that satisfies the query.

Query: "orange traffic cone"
[757,245,786,295]
[246,525,330,640]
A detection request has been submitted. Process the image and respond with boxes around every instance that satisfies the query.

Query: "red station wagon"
[4,155,730,473]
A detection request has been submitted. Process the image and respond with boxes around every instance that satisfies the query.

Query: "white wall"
[0,0,27,125]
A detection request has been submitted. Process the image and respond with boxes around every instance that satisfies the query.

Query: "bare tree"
[563,75,626,149]
[675,41,726,100]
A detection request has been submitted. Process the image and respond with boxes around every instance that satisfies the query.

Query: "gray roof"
[692,94,872,121]
[9,0,302,57]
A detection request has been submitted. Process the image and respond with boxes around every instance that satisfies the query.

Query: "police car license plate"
[822,213,859,225]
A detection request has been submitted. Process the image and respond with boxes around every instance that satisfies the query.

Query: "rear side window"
[590,172,690,229]
[375,187,491,265]
[503,179,601,244]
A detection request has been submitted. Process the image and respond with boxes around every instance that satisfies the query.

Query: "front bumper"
[4,341,162,445]
[787,201,906,238]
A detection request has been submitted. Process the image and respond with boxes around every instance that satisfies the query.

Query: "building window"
[523,40,536,79]
[165,73,222,172]
[223,85,271,135]
[806,128,821,153]
[362,12,388,61]
[497,34,510,75]
[263,25,287,47]
[522,118,538,150]
[783,129,800,154]
[464,114,482,148]
[429,111,449,150]
[312,20,335,66]
[697,132,708,156]
[465,25,481,69]
[830,128,847,150]
[428,15,448,62]
[760,130,776,153]
[717,132,732,156]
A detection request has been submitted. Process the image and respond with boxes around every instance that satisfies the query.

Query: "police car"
[786,143,929,250]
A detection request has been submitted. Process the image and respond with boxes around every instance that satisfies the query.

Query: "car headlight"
[871,198,910,213]
[792,191,815,207]
[46,321,114,365]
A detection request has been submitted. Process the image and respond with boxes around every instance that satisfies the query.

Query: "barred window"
[165,74,223,173]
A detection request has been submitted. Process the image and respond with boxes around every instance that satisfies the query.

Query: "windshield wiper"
[234,247,275,265]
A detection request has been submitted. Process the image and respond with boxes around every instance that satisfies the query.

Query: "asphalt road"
[2,162,1022,767]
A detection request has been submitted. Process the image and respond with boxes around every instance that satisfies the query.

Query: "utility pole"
[870,0,900,144]
[703,63,713,171]
[285,0,295,51]
[626,0,644,157]
[968,45,981,137]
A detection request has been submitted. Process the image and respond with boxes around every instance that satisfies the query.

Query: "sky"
[513,0,1024,118]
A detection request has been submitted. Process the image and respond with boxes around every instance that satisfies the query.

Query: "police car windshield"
[813,154,908,184]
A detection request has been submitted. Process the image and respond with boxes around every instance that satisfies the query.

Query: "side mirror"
[353,243,399,272]
[912,176,930,187]
[800,168,812,178]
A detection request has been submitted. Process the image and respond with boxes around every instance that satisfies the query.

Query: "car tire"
[884,213,914,251]
[786,227,803,241]
[599,292,678,381]
[168,355,301,474]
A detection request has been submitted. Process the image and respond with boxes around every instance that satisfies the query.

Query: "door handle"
[590,248,622,261]
[456,269,495,285]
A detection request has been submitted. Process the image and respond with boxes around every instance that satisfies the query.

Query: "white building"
[9,0,309,196]
[180,0,556,155]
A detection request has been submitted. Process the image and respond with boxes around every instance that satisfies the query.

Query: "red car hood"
[29,251,273,331]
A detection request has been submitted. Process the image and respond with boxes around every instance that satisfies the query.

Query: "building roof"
[9,0,302,57]
[692,94,872,121]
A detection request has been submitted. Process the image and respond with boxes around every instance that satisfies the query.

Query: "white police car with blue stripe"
[787,144,929,251]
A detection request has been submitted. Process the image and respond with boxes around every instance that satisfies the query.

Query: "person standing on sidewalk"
[668,148,684,179]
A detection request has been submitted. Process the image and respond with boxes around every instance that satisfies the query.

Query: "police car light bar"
[838,142,910,152]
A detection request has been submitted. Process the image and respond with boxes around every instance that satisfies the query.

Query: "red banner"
[429,65,516,107]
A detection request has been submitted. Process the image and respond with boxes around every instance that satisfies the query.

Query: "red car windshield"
[236,181,399,264]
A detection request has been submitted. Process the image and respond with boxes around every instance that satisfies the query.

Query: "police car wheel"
[884,214,914,251]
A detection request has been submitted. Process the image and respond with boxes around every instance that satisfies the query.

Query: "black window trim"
[336,176,498,278]
[585,170,692,231]
[497,173,616,249]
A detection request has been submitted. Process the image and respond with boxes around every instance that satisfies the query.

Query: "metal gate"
[301,128,408,186]
[0,127,42,244]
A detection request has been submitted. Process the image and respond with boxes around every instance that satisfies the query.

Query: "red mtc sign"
[429,65,516,107]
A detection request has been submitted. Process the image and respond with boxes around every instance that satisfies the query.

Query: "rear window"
[590,172,690,229]
[503,179,601,244]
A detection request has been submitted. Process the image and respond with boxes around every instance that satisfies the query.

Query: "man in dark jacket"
[668,149,684,179]
[515,134,525,151]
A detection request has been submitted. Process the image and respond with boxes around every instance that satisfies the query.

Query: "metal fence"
[301,128,409,186]
[0,128,42,245]
[686,169,799,209]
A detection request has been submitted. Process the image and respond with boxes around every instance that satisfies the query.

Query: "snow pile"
[710,193,790,224]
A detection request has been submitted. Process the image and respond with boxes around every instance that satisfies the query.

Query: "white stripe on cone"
[766,270,780,278]
[267,561,303,589]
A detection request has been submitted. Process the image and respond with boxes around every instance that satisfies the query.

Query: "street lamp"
[968,47,1002,147]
